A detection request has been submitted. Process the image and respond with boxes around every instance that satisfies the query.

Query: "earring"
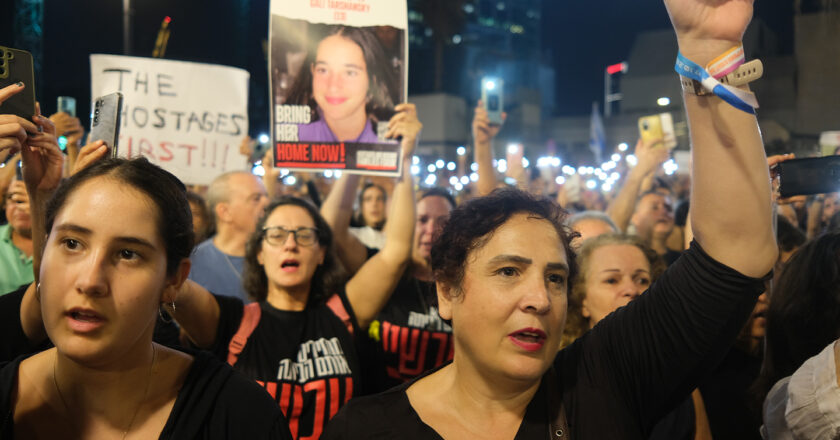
[35,282,41,301]
[158,302,176,324]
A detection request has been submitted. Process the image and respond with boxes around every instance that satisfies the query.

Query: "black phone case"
[778,156,840,198]
[0,46,36,119]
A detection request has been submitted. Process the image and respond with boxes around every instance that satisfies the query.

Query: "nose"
[521,276,552,314]
[327,71,341,91]
[74,251,109,297]
[282,232,299,250]
[620,278,642,299]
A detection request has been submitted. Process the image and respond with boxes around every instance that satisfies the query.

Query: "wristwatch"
[680,59,764,95]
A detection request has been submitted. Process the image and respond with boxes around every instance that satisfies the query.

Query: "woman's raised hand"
[664,0,754,64]
[386,103,423,159]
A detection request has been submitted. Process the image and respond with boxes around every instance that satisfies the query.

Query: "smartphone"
[89,92,124,158]
[565,173,582,203]
[638,113,677,149]
[15,159,23,181]
[57,96,77,117]
[505,143,523,174]
[0,46,36,120]
[777,156,840,198]
[481,77,504,125]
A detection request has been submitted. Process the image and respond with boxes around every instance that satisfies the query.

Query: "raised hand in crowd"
[321,102,420,275]
[472,100,506,196]
[70,139,108,175]
[606,137,668,233]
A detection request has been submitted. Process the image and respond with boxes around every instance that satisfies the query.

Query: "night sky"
[3,0,796,129]
[543,0,794,115]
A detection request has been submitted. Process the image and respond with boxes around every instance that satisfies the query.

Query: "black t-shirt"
[699,346,763,440]
[0,285,50,363]
[0,349,292,439]
[323,242,767,439]
[211,292,360,440]
[366,275,454,392]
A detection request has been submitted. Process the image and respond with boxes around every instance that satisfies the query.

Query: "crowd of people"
[1,0,839,439]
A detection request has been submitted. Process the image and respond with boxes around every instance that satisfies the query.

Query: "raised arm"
[666,0,777,276]
[167,279,222,348]
[345,103,419,328]
[473,101,505,196]
[319,170,366,274]
[606,138,668,232]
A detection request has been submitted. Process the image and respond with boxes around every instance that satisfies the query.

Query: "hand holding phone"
[0,46,36,119]
[481,78,504,126]
[638,113,677,149]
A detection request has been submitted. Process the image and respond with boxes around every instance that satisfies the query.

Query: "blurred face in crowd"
[222,173,269,234]
[415,195,452,262]
[39,177,176,366]
[581,244,651,326]
[361,186,386,227]
[822,192,840,223]
[631,193,674,241]
[258,205,325,297]
[189,199,208,240]
[438,213,569,382]
[570,218,614,249]
[311,34,370,133]
[5,180,32,238]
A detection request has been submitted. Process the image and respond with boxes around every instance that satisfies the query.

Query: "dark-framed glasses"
[262,226,319,246]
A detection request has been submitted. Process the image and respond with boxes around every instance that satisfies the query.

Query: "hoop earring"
[35,282,41,301]
[158,302,175,324]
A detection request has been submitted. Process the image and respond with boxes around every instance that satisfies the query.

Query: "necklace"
[53,344,157,439]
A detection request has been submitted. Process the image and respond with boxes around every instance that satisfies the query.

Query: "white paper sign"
[90,54,250,185]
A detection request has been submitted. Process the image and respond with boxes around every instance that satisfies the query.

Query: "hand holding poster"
[90,55,250,185]
[270,0,407,176]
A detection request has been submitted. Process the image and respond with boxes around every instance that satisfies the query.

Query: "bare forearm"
[685,92,776,276]
[382,159,415,262]
[606,172,646,232]
[320,173,367,273]
[475,140,496,196]
[168,280,220,348]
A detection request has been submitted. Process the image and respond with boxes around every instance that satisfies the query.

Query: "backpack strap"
[325,293,354,336]
[227,302,262,366]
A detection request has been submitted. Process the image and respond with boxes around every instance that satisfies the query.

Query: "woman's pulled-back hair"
[431,188,578,294]
[285,25,399,123]
[561,233,666,348]
[44,157,194,277]
[753,231,840,404]
[243,197,345,305]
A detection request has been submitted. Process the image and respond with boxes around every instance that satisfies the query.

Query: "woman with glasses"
[169,106,420,440]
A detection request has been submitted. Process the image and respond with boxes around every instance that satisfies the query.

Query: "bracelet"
[675,46,760,114]
[680,59,764,96]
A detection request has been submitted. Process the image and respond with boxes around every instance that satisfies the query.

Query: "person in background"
[189,171,269,303]
[348,182,387,249]
[566,210,620,248]
[0,171,34,294]
[186,191,213,244]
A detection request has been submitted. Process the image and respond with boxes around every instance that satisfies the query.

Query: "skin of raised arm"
[606,138,667,232]
[319,171,367,274]
[345,158,415,328]
[167,279,221,348]
[345,104,420,327]
[473,102,504,196]
[665,0,778,276]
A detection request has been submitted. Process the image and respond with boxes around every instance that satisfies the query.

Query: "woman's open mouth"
[508,328,547,352]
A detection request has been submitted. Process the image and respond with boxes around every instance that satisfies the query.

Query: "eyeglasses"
[262,226,319,247]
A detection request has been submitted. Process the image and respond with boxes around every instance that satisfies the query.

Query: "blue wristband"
[675,52,758,115]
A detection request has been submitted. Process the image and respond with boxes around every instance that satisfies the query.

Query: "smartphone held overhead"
[777,156,840,198]
[638,112,677,149]
[0,46,36,120]
[481,77,504,125]
[88,92,124,158]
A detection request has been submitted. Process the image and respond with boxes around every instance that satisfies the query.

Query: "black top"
[0,350,292,439]
[365,275,454,392]
[0,285,50,363]
[322,242,767,439]
[211,292,361,440]
[699,346,763,440]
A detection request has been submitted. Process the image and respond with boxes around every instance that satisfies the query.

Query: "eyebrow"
[314,60,364,70]
[488,254,569,272]
[54,223,157,249]
[599,269,651,275]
